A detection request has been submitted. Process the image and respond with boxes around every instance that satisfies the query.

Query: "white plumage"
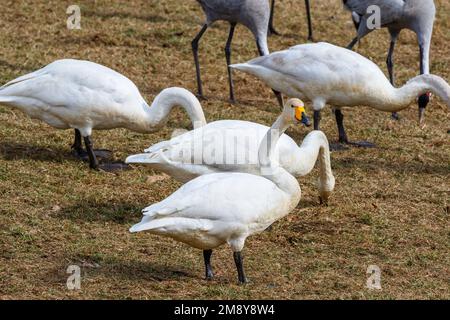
[0,59,206,170]
[130,99,331,283]
[231,42,450,147]
[126,119,334,202]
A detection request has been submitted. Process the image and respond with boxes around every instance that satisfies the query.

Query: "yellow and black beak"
[295,106,311,127]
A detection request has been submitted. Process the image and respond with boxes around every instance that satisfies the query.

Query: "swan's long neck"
[143,87,206,131]
[258,115,301,203]
[382,74,450,112]
[290,131,335,199]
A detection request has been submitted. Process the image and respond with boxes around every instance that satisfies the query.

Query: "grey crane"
[343,0,436,122]
[192,0,282,105]
[269,0,314,41]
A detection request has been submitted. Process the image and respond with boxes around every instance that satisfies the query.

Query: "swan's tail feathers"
[0,70,42,90]
[125,152,163,164]
[129,217,212,235]
[230,62,274,87]
[0,96,17,103]
[230,62,261,75]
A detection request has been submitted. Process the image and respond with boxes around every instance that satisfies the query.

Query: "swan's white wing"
[231,42,391,106]
[133,172,291,227]
[0,59,146,133]
[134,120,299,179]
[0,59,141,108]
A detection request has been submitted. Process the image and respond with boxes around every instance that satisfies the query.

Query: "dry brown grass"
[0,0,448,300]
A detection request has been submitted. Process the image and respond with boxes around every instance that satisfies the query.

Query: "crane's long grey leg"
[418,44,430,125]
[268,0,280,36]
[225,23,237,103]
[233,252,247,284]
[334,109,375,149]
[192,24,208,100]
[347,36,358,50]
[387,32,400,121]
[305,0,313,41]
[203,250,214,280]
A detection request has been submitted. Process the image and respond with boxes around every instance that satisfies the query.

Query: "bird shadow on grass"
[83,9,168,23]
[99,258,195,282]
[0,142,75,163]
[333,156,450,175]
[45,255,195,284]
[56,200,145,224]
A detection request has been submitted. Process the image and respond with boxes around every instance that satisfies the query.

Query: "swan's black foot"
[205,272,214,281]
[391,112,400,121]
[98,162,131,172]
[268,27,281,36]
[73,149,113,161]
[346,141,376,148]
[329,143,349,152]
[196,94,207,101]
[319,196,329,206]
[229,98,237,105]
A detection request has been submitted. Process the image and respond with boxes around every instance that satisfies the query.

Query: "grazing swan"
[0,59,206,171]
[126,103,334,202]
[343,0,436,121]
[129,99,334,283]
[231,42,450,147]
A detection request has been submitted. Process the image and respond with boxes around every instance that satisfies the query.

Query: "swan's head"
[284,98,311,127]
[418,92,432,127]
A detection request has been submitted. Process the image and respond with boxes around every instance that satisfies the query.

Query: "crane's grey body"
[269,0,313,40]
[198,0,270,42]
[344,0,436,119]
[193,0,279,104]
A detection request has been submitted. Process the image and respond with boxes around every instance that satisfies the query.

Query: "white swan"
[231,42,450,147]
[0,59,206,171]
[129,100,333,283]
[126,104,334,202]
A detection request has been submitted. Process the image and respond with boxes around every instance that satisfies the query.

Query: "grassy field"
[0,0,448,299]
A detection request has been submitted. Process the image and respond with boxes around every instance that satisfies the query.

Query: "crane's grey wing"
[198,0,242,16]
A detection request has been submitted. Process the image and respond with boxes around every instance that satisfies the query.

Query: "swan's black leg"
[268,0,280,36]
[387,36,400,121]
[313,110,321,130]
[83,135,99,170]
[71,129,84,158]
[233,251,247,284]
[305,0,313,41]
[334,109,375,149]
[203,250,214,280]
[225,23,237,103]
[83,136,129,172]
[192,24,208,100]
[72,129,112,160]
